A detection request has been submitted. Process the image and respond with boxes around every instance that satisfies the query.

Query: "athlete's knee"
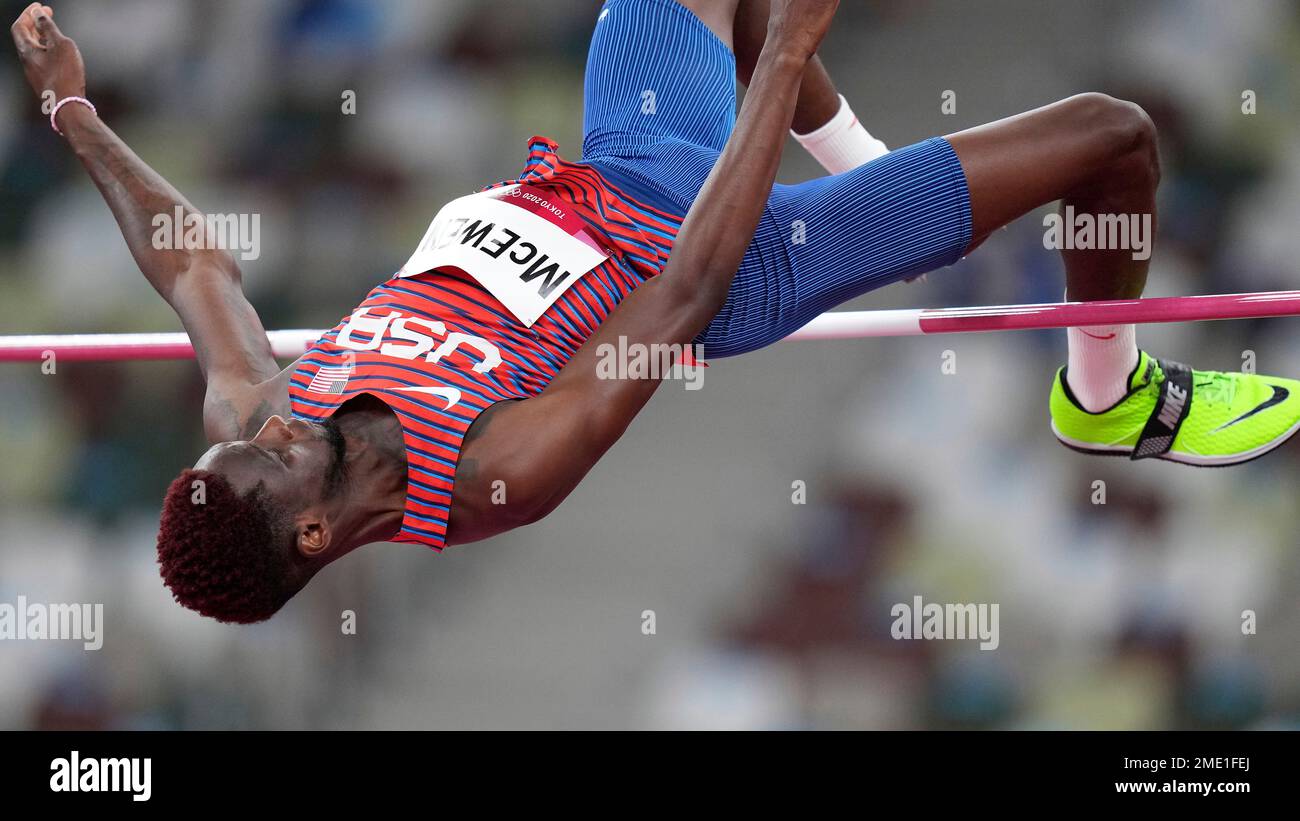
[1070,92,1160,189]
[1102,97,1159,190]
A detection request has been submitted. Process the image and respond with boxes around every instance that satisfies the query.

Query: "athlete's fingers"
[32,6,64,47]
[10,20,30,56]
[10,3,44,54]
[18,2,43,26]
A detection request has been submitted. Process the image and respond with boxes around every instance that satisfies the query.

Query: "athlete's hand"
[11,4,85,103]
[768,0,839,60]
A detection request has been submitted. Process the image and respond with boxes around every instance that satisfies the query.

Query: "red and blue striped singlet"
[288,138,683,549]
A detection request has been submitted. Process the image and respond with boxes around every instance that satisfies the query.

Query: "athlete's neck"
[331,395,409,548]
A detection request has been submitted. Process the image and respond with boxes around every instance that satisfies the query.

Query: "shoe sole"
[1051,417,1300,467]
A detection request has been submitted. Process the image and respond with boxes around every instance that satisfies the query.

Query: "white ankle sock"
[792,95,889,175]
[1066,324,1139,411]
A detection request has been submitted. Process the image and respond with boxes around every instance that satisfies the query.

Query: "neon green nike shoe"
[1050,351,1300,466]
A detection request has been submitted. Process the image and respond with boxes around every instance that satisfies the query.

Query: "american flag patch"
[307,363,352,394]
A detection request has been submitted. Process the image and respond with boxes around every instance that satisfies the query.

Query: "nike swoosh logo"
[392,385,462,409]
[1211,386,1289,433]
[1079,330,1116,340]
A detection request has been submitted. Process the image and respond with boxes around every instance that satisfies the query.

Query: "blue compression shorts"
[580,0,973,357]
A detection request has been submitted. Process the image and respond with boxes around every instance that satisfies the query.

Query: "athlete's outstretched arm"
[446,0,839,544]
[11,4,284,442]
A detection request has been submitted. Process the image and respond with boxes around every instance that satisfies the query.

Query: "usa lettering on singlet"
[287,137,684,549]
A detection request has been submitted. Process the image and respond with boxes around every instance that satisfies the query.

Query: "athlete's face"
[194,415,349,511]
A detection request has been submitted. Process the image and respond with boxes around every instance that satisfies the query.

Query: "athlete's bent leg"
[948,93,1157,410]
[698,136,972,356]
[947,92,1158,303]
[946,94,1300,467]
[700,94,1157,358]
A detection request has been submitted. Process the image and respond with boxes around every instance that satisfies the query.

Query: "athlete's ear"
[295,515,331,558]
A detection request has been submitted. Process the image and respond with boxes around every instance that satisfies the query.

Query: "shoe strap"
[1132,359,1193,460]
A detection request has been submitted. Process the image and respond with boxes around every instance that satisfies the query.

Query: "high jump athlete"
[11,0,1300,623]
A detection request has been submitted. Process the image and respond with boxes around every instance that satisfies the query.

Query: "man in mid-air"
[12,0,1300,623]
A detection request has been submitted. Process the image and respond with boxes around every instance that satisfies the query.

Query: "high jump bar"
[2,290,1299,362]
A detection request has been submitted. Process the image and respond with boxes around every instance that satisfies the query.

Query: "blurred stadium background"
[2,0,1299,730]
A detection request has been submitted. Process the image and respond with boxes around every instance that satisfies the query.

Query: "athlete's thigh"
[770,137,972,304]
[582,0,738,157]
[699,137,973,357]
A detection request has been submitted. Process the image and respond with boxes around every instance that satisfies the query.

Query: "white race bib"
[399,184,609,326]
